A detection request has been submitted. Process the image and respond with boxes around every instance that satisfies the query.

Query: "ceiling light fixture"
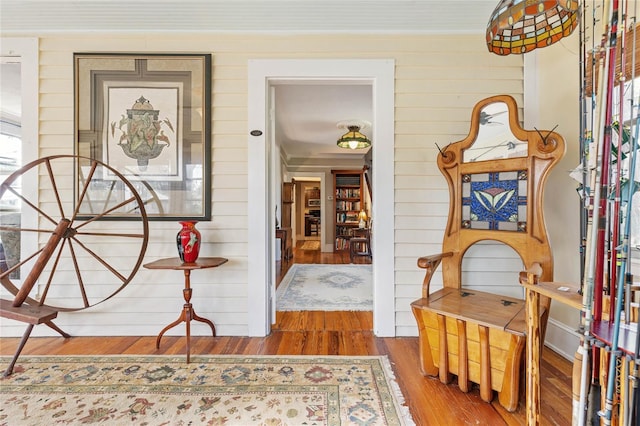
[336,121,372,150]
[486,0,580,56]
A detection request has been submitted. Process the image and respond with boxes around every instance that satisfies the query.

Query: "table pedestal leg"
[192,311,216,336]
[155,309,187,350]
[155,269,216,363]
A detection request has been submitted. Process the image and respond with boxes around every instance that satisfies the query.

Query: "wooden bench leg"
[498,334,525,412]
[4,324,34,377]
[438,314,451,384]
[411,306,438,376]
[479,325,493,403]
[457,319,470,392]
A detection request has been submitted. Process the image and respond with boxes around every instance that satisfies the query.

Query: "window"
[0,59,22,278]
[0,123,21,210]
[0,122,21,278]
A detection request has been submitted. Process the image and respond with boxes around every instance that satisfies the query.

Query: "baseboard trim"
[544,317,581,360]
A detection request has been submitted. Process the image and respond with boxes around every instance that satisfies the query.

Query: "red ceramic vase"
[176,221,201,263]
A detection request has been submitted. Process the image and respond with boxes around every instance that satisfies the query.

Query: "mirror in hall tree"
[462,98,528,163]
[439,95,564,233]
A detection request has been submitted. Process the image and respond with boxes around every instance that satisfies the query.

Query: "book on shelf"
[335,188,361,199]
[335,176,361,186]
[336,226,359,237]
[336,200,361,211]
[345,213,359,223]
[336,213,360,224]
[335,236,351,250]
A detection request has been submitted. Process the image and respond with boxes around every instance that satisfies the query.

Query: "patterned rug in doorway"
[0,354,414,425]
[300,240,321,250]
[277,263,372,311]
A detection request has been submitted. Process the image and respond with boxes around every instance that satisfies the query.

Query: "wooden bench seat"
[411,288,538,411]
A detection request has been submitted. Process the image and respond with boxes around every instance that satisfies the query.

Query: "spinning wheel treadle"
[0,155,149,376]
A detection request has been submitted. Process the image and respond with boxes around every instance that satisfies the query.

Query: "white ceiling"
[274,83,373,160]
[0,0,499,162]
[0,1,498,34]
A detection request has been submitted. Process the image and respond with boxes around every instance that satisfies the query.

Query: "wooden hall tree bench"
[410,95,565,412]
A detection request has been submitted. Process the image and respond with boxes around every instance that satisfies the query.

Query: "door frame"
[285,172,325,251]
[247,59,395,336]
[0,38,39,296]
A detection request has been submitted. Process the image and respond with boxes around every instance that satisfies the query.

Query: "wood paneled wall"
[0,33,523,338]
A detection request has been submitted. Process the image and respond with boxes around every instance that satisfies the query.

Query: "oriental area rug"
[276,264,372,311]
[0,354,413,426]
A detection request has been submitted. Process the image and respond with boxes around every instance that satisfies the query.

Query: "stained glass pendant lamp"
[486,0,581,56]
[337,125,372,150]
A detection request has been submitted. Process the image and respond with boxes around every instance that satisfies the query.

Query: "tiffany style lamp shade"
[486,0,580,55]
[337,125,372,150]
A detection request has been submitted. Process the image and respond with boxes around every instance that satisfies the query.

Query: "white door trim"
[0,38,39,294]
[248,59,395,337]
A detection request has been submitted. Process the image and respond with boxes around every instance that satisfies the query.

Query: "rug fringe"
[380,356,417,426]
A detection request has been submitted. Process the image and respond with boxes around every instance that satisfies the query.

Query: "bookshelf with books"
[331,170,363,251]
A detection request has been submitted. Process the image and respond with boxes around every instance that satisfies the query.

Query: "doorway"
[247,59,395,337]
[288,173,326,252]
[297,179,321,246]
[275,169,373,326]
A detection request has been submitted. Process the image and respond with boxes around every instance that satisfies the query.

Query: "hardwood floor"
[0,240,572,425]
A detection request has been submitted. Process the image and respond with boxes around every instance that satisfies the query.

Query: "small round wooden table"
[143,257,228,362]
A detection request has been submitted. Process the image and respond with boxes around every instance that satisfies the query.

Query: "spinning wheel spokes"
[2,182,60,227]
[0,155,149,312]
[71,159,99,220]
[43,156,66,219]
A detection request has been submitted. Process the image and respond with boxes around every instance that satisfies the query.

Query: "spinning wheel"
[0,155,149,375]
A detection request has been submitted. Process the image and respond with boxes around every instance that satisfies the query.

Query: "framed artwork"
[74,53,212,220]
